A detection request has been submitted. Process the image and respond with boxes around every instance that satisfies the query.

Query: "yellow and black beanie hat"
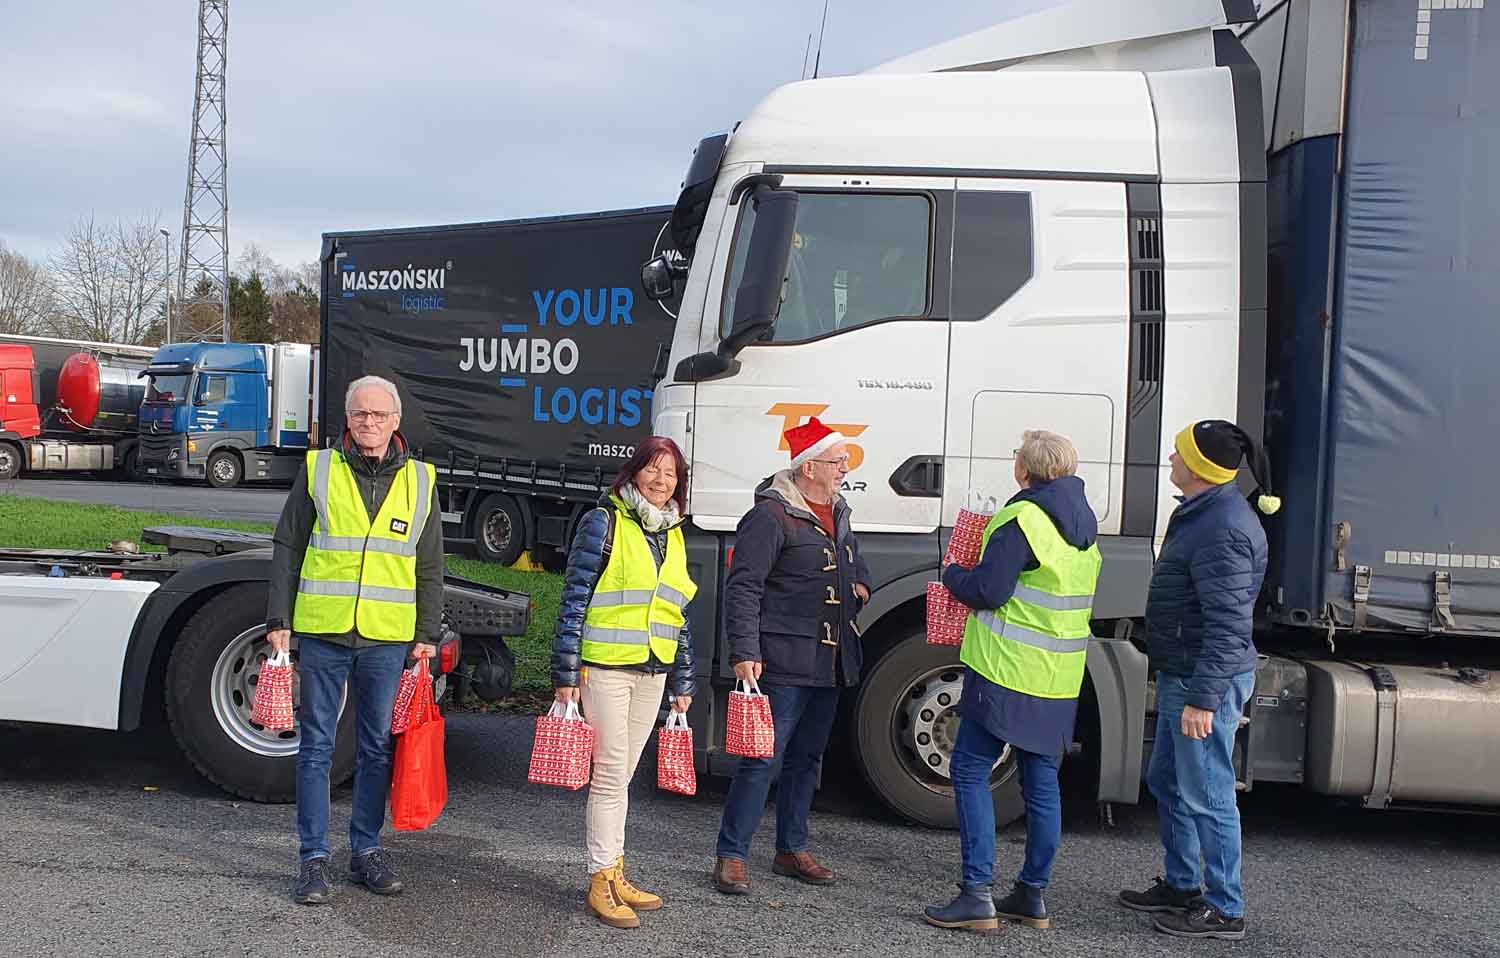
[1174,419,1282,516]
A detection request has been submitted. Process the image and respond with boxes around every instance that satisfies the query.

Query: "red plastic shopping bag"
[389,661,422,735]
[251,650,295,730]
[390,657,447,831]
[926,581,972,647]
[527,700,595,790]
[725,679,775,758]
[657,710,697,796]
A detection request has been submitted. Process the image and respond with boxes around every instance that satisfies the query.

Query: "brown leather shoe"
[714,857,750,895]
[773,850,834,885]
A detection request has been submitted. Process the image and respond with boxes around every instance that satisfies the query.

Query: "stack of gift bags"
[926,491,998,646]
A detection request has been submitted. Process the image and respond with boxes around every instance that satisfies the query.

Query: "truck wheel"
[0,440,21,480]
[165,583,355,802]
[117,446,144,482]
[472,493,526,565]
[852,627,1025,829]
[207,449,243,488]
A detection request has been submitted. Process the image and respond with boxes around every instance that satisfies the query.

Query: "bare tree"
[48,214,171,345]
[0,241,54,335]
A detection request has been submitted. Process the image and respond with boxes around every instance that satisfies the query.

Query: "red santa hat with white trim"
[785,417,846,468]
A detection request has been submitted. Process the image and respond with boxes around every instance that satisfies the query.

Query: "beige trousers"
[579,666,667,873]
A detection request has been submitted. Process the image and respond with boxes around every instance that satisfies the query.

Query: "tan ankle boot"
[613,857,663,911]
[588,867,640,928]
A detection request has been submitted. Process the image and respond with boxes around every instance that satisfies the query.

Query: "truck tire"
[165,583,356,802]
[852,626,1025,829]
[117,446,144,482]
[0,440,21,480]
[207,449,243,488]
[472,492,526,565]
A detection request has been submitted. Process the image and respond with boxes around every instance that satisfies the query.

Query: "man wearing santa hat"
[713,417,873,895]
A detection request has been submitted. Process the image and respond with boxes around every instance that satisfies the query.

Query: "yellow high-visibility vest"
[292,448,434,642]
[960,500,1102,699]
[581,497,697,666]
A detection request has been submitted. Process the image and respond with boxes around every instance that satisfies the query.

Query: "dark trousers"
[715,683,840,859]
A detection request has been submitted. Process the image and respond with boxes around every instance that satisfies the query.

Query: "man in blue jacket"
[1119,420,1278,941]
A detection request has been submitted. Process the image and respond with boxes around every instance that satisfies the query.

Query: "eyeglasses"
[347,409,396,424]
[810,456,850,468]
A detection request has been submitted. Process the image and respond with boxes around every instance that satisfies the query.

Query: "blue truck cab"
[138,342,315,488]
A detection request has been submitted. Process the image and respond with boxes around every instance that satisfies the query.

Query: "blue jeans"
[296,636,409,864]
[716,683,840,860]
[951,717,1062,888]
[1147,670,1255,917]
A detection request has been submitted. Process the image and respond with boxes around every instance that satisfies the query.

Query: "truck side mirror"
[640,255,676,302]
[723,185,798,353]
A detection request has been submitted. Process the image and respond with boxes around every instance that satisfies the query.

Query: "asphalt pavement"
[0,476,289,524]
[3,713,1496,958]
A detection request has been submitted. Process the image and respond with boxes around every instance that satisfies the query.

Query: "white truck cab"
[646,0,1266,825]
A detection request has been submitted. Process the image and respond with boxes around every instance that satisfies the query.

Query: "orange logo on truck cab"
[766,403,867,471]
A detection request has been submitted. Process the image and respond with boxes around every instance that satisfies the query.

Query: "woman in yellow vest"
[551,436,697,929]
[925,430,1102,933]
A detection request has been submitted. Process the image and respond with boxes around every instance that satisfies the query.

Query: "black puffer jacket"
[549,495,696,698]
[726,471,872,688]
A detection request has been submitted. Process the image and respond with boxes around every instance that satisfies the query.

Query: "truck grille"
[139,434,177,463]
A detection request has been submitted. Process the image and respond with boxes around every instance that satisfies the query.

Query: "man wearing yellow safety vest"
[925,430,1101,934]
[265,374,442,906]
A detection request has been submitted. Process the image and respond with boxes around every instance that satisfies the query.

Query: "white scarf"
[621,481,681,532]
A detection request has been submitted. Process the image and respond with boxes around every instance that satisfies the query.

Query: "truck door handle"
[889,455,944,498]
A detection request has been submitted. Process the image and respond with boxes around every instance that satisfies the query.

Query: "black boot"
[1119,875,1201,913]
[994,880,1049,929]
[924,883,999,932]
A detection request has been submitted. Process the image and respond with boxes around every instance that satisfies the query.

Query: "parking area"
[3,712,1496,958]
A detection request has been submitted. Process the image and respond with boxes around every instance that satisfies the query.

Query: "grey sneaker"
[294,857,333,905]
[1118,876,1201,913]
[350,849,404,896]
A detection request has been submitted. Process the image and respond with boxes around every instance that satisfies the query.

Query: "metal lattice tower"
[175,0,229,344]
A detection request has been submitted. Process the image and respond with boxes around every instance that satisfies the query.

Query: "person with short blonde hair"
[925,430,1101,933]
[1015,429,1079,483]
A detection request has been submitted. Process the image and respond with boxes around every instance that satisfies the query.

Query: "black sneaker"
[1154,902,1247,941]
[294,857,333,905]
[350,849,404,896]
[1119,876,1202,913]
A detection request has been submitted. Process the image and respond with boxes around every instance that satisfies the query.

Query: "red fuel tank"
[56,352,103,430]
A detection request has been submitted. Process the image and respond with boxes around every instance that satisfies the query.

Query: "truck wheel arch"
[117,551,275,731]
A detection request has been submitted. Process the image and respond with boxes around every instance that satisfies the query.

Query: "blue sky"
[0,1,1053,270]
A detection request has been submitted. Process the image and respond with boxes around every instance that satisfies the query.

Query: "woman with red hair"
[551,436,698,928]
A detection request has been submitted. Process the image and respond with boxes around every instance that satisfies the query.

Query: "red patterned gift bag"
[944,491,999,568]
[926,581,973,647]
[657,710,697,796]
[725,679,775,758]
[527,700,595,790]
[389,660,423,735]
[251,650,295,730]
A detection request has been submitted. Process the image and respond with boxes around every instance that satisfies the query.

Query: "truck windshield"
[721,191,930,344]
[146,374,191,403]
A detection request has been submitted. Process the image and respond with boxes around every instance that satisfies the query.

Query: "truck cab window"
[146,374,190,403]
[950,190,1033,321]
[722,192,931,344]
[197,375,228,404]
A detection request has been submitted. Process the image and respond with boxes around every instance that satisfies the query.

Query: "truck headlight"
[187,439,198,453]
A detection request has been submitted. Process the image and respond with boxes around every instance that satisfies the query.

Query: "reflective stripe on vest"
[959,499,1102,699]
[580,499,699,666]
[292,449,434,642]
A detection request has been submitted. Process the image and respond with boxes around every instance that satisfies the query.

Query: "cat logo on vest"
[765,402,869,493]
[390,518,409,535]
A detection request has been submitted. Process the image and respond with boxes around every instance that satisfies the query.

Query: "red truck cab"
[0,344,43,441]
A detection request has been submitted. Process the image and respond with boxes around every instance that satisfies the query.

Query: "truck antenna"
[812,0,830,79]
[801,32,813,80]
